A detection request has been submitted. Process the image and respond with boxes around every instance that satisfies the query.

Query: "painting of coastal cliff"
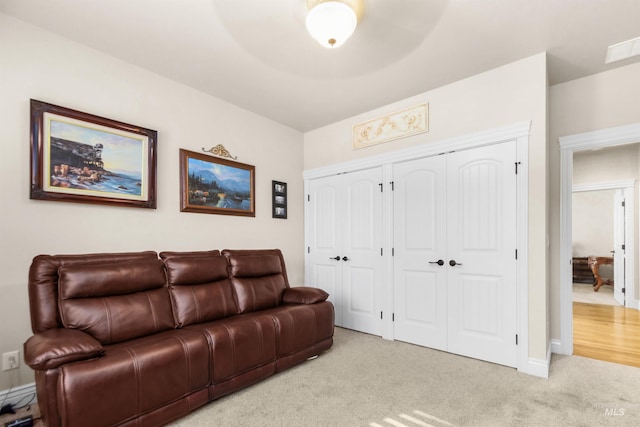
[179,149,255,217]
[30,99,157,209]
[46,119,146,198]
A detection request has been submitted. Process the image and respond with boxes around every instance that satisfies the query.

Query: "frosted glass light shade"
[306,1,357,48]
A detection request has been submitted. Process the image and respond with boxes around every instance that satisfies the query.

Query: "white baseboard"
[519,341,551,378]
[0,382,37,408]
[520,357,549,378]
[550,338,564,355]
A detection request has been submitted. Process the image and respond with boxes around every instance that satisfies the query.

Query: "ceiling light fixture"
[305,0,363,48]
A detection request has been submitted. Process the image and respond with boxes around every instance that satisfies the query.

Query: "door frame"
[304,121,533,374]
[572,182,635,305]
[558,122,640,356]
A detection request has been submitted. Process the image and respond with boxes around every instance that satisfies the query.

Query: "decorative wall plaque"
[353,103,428,150]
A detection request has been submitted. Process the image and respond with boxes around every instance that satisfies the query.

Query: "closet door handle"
[329,256,340,261]
[342,256,350,261]
[429,259,445,266]
[449,260,463,267]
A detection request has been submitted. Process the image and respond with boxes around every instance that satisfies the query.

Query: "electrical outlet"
[2,351,19,371]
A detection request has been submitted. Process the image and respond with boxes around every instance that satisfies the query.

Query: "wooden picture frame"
[272,180,287,219]
[180,149,255,216]
[30,99,157,209]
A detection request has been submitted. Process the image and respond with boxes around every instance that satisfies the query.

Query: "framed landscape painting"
[180,149,255,217]
[30,99,157,209]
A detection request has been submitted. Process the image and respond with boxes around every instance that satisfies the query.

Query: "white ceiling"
[2,0,639,132]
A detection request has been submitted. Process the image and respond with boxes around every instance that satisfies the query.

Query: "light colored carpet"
[573,282,618,306]
[170,327,640,426]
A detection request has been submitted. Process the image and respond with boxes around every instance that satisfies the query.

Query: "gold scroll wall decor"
[352,103,428,150]
[202,144,238,160]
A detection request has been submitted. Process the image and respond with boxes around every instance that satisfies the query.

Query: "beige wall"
[573,145,640,185]
[573,146,639,275]
[549,61,640,342]
[572,190,615,257]
[304,53,550,361]
[0,14,304,390]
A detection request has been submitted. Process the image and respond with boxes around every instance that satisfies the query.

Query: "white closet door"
[307,168,383,335]
[446,141,518,367]
[393,156,447,350]
[308,175,344,326]
[341,168,384,335]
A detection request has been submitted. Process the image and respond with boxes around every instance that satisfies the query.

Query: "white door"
[393,155,447,350]
[392,142,518,368]
[446,142,518,367]
[307,168,383,335]
[308,175,344,325]
[341,169,384,335]
[613,190,626,306]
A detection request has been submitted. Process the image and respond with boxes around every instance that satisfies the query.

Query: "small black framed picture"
[272,180,287,219]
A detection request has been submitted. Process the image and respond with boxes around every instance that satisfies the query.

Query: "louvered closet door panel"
[341,168,383,336]
[446,141,517,367]
[393,156,447,350]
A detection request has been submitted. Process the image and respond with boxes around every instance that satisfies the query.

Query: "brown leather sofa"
[24,249,334,427]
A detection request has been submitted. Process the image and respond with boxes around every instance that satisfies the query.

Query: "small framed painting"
[272,180,287,219]
[180,149,255,217]
[30,99,158,208]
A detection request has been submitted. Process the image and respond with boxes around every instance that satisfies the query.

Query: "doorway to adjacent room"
[559,123,640,367]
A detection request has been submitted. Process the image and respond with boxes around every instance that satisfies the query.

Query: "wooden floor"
[573,302,640,368]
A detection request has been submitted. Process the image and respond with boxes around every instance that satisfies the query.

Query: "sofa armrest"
[282,287,329,304]
[24,329,104,370]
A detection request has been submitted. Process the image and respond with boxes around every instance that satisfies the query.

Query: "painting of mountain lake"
[30,100,157,208]
[180,149,255,217]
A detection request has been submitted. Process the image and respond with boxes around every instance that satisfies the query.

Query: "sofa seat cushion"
[261,302,334,358]
[187,312,277,384]
[162,252,238,327]
[58,259,174,345]
[57,329,209,427]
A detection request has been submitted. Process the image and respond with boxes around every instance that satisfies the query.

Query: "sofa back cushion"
[28,251,159,333]
[161,252,238,326]
[223,249,289,313]
[58,259,173,345]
